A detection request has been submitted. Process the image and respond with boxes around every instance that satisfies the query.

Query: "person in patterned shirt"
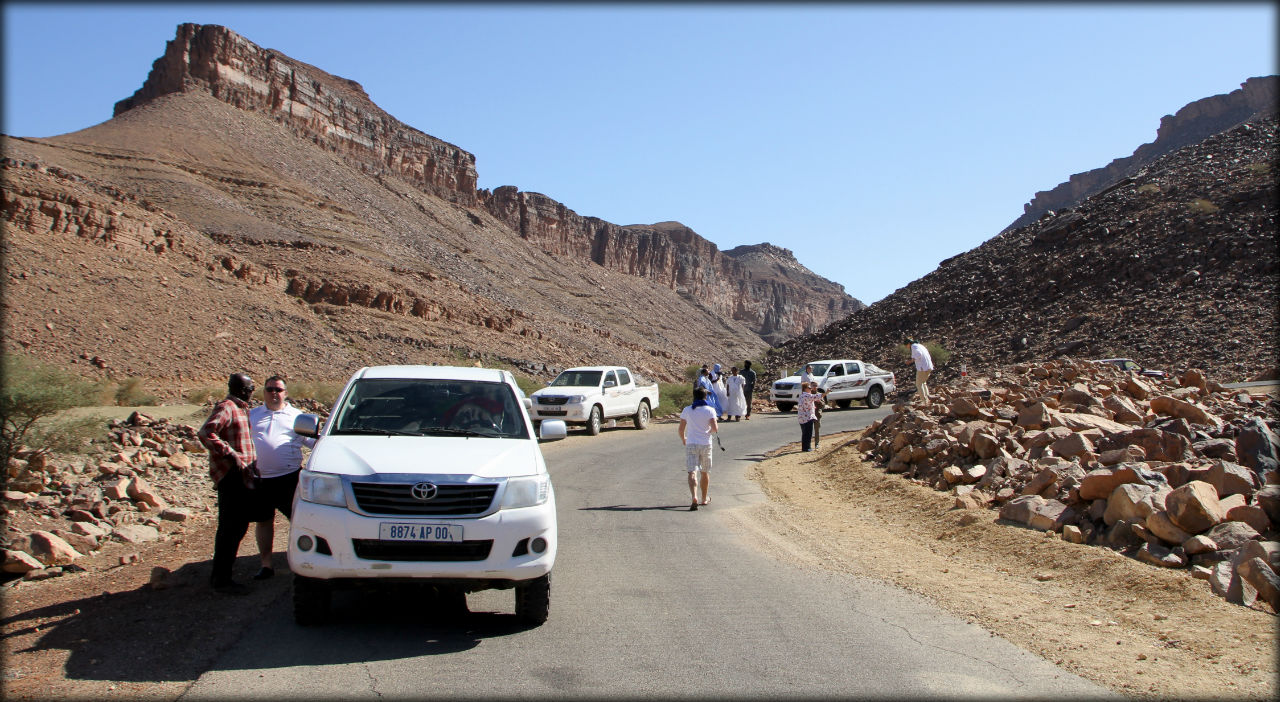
[796,381,825,453]
[198,372,259,595]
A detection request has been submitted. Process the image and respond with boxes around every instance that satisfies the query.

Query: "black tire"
[776,402,795,413]
[515,573,550,625]
[865,386,884,409]
[835,399,852,409]
[436,586,469,622]
[293,575,331,626]
[586,406,602,435]
[633,401,651,430]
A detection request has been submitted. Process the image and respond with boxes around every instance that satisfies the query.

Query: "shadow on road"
[3,555,536,684]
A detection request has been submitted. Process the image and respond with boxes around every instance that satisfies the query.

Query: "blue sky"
[3,3,1275,304]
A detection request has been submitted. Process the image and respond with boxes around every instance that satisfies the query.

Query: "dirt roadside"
[2,428,1276,700]
[732,432,1278,700]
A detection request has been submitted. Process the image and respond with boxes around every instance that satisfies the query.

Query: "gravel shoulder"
[738,431,1278,700]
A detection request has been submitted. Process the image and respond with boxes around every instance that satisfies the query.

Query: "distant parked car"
[1092,358,1168,380]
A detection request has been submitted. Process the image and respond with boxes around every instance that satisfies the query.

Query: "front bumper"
[531,403,590,422]
[288,497,556,582]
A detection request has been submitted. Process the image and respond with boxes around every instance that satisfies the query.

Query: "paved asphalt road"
[184,404,1113,700]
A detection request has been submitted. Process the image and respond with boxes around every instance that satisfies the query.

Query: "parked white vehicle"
[288,365,567,626]
[529,365,659,435]
[770,359,896,412]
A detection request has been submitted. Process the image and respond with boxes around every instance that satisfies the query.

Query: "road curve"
[184,405,1114,699]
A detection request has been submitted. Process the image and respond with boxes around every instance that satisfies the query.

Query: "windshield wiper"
[331,427,424,437]
[419,426,488,437]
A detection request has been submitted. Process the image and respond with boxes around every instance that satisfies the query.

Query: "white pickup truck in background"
[530,366,659,435]
[770,359,896,412]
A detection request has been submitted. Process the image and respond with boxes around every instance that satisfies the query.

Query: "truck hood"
[531,387,595,396]
[774,375,803,385]
[307,435,545,478]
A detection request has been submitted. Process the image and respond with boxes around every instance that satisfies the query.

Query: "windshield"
[806,363,831,376]
[549,370,602,387]
[330,378,528,439]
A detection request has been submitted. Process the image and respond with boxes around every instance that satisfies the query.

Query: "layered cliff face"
[114,23,478,206]
[1006,76,1278,231]
[105,23,856,342]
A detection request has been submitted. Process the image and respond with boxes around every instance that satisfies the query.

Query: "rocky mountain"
[771,110,1278,386]
[1007,76,1277,232]
[1,23,857,393]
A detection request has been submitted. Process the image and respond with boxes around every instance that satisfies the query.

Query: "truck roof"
[351,365,512,383]
[558,366,627,373]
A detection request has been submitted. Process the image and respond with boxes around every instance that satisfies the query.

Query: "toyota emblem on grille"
[411,482,439,501]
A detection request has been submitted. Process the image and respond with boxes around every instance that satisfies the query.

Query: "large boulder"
[1206,460,1260,499]
[1235,417,1280,475]
[1146,510,1193,546]
[1203,521,1261,551]
[1104,483,1155,526]
[1165,481,1226,534]
[28,530,83,566]
[1237,557,1280,611]
[1149,395,1222,429]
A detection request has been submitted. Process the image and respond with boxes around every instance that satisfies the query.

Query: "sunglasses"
[265,387,286,393]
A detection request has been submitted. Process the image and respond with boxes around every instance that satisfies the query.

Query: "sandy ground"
[732,431,1278,700]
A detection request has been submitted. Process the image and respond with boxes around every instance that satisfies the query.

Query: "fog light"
[530,537,547,554]
[297,534,314,552]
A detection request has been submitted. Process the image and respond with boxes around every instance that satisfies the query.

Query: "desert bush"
[1,353,102,463]
[1188,198,1220,214]
[684,365,702,382]
[185,384,224,405]
[1137,183,1161,195]
[112,376,159,406]
[657,382,693,417]
[26,414,108,454]
[277,379,347,406]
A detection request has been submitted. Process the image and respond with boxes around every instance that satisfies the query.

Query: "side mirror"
[603,380,617,388]
[522,397,533,411]
[294,413,321,438]
[538,420,568,442]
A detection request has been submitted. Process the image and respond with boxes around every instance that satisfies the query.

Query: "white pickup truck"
[288,365,567,626]
[770,359,896,412]
[529,366,659,435]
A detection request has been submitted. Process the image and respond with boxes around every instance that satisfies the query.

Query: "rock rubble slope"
[854,359,1280,611]
[772,113,1278,385]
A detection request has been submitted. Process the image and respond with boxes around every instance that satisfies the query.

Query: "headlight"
[567,395,586,403]
[299,470,346,507]
[500,474,550,509]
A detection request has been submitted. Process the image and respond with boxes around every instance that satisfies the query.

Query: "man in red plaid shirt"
[199,372,259,595]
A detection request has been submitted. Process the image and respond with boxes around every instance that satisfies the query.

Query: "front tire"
[865,386,884,409]
[633,401,651,430]
[586,406,602,435]
[515,574,550,625]
[776,402,795,413]
[293,575,331,626]
[835,399,852,409]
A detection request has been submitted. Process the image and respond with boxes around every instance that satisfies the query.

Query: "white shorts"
[685,444,713,473]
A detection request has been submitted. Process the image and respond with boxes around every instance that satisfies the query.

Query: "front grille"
[352,539,493,562]
[537,396,569,405]
[351,482,497,516]
[775,383,796,390]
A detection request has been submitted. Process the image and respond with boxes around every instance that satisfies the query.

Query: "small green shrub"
[683,365,702,383]
[1137,183,1161,195]
[1247,162,1271,175]
[185,384,224,405]
[657,382,693,417]
[113,377,159,406]
[1,353,102,463]
[27,414,107,454]
[1188,198,1219,214]
[282,379,347,406]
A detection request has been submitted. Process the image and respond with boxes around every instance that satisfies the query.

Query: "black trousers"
[800,420,815,451]
[212,471,254,585]
[744,390,754,416]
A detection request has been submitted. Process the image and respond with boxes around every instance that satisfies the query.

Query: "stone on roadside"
[1104,483,1155,526]
[127,476,167,508]
[112,524,161,544]
[1145,511,1192,546]
[28,530,83,566]
[1254,485,1280,523]
[1207,460,1259,499]
[159,507,192,522]
[1136,541,1186,568]
[1063,525,1085,544]
[1203,521,1261,551]
[166,452,192,470]
[1237,557,1280,611]
[70,521,107,538]
[1165,481,1226,534]
[104,477,133,501]
[2,549,44,573]
[1226,504,1271,535]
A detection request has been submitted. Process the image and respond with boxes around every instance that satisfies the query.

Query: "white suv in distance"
[289,365,566,626]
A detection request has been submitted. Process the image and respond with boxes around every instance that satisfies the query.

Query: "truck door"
[601,370,620,417]
[824,362,846,397]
